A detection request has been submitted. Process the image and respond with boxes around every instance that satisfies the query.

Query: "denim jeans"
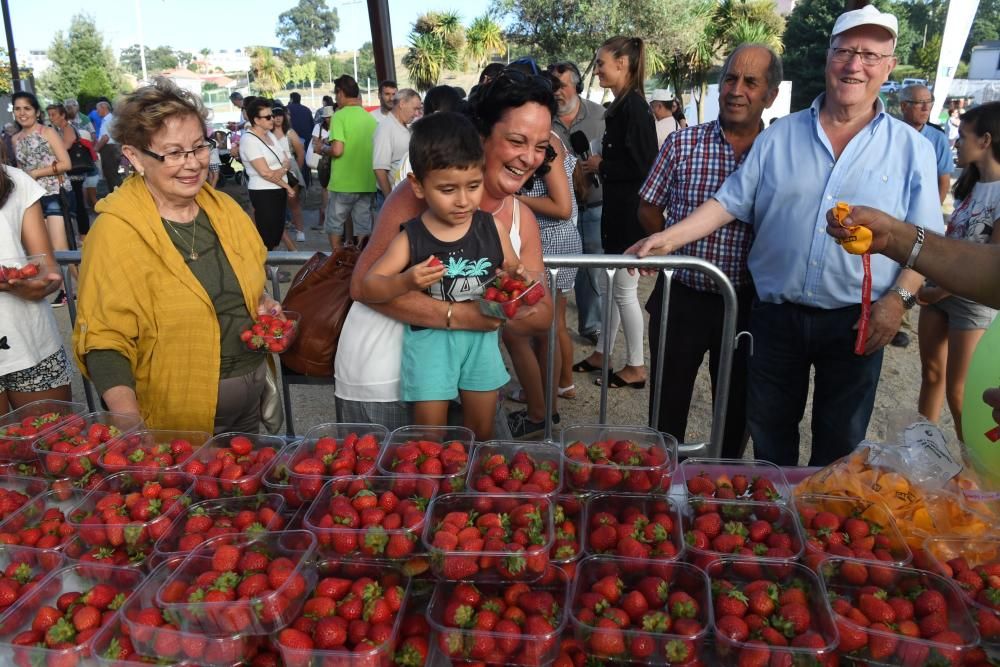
[747,301,884,467]
[574,204,604,335]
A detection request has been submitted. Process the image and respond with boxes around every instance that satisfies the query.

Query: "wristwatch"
[889,286,917,310]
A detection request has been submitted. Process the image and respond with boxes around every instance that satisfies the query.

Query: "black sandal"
[572,359,601,373]
[595,372,647,389]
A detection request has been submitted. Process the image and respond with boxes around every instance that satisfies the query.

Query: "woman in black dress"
[575,36,658,389]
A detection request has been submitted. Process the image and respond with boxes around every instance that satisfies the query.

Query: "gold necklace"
[164,215,198,261]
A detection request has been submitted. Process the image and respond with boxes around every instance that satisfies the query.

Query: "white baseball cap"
[831,5,898,43]
[651,89,672,103]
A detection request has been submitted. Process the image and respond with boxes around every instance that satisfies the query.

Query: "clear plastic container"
[818,556,981,665]
[706,557,838,666]
[89,615,208,666]
[681,496,805,567]
[66,471,195,564]
[0,399,88,461]
[429,565,569,666]
[560,425,674,494]
[582,493,683,563]
[286,422,388,502]
[476,270,546,320]
[0,474,49,522]
[30,411,144,483]
[261,441,306,510]
[241,310,301,354]
[0,487,91,555]
[275,559,412,667]
[119,561,264,666]
[186,432,287,500]
[0,545,65,618]
[466,440,563,497]
[376,425,474,494]
[570,555,711,666]
[677,457,792,503]
[795,493,912,568]
[423,492,554,581]
[304,475,437,561]
[0,254,45,283]
[152,493,287,565]
[0,562,144,666]
[919,536,1000,654]
[155,530,318,635]
[98,429,212,483]
[551,493,585,564]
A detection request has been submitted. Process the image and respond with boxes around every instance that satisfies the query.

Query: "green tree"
[966,0,1000,61]
[465,14,506,70]
[492,0,608,64]
[37,14,126,103]
[276,0,340,56]
[0,48,13,94]
[913,33,942,80]
[402,12,465,91]
[250,47,286,96]
[119,45,180,76]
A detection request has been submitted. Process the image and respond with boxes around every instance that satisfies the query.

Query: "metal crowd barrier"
[55,251,741,459]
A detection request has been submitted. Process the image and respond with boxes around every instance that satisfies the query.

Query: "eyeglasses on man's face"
[828,47,894,66]
[141,138,216,164]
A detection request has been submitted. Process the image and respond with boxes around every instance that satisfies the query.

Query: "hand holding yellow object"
[833,201,873,254]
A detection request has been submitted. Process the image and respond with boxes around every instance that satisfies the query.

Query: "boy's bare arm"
[360,232,445,303]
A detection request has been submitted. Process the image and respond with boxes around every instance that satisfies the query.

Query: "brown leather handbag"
[280,246,359,376]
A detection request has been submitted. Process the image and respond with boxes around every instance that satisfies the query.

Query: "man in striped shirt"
[637,44,782,458]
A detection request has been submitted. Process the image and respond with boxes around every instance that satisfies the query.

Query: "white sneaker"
[295,231,306,242]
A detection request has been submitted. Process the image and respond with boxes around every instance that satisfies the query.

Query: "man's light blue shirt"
[919,123,953,176]
[714,94,944,309]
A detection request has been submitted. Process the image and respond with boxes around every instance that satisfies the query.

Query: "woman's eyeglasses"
[141,138,216,164]
[258,114,273,121]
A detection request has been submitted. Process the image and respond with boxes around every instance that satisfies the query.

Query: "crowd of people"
[2,4,999,467]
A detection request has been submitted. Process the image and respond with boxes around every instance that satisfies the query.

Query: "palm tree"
[403,33,446,92]
[250,47,285,96]
[465,15,505,70]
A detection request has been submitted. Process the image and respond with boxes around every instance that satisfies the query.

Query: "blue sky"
[8,0,494,54]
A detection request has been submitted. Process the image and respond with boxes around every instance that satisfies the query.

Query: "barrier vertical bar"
[650,269,673,430]
[598,268,615,423]
[543,268,559,443]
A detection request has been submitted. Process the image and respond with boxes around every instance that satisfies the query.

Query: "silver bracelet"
[904,226,925,270]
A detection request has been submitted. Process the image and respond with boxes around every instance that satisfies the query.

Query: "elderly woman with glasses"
[73,78,282,434]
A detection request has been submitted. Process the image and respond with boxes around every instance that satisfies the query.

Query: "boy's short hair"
[409,111,484,180]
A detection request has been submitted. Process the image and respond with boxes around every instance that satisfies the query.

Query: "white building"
[775,0,797,15]
[17,50,51,75]
[970,41,1000,80]
[204,49,252,73]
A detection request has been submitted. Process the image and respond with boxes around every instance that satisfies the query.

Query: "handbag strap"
[248,131,287,165]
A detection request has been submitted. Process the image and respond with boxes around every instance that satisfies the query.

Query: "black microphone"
[570,130,600,189]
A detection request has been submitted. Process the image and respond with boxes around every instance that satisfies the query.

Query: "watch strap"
[904,226,925,270]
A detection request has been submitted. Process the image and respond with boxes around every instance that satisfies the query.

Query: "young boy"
[361,112,520,439]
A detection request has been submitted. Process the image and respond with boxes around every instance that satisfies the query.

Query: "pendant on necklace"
[190,251,199,261]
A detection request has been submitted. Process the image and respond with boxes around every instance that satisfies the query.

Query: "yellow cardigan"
[73,176,267,433]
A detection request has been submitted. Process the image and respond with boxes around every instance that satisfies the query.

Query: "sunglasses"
[258,114,273,121]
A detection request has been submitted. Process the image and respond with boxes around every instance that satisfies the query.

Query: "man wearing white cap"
[650,89,679,149]
[628,5,944,466]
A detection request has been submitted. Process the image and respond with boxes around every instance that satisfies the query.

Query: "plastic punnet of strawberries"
[796,494,913,570]
[584,494,682,563]
[31,412,143,485]
[239,311,299,353]
[154,531,317,636]
[183,433,285,500]
[0,546,65,618]
[0,400,86,461]
[681,461,788,504]
[304,474,437,560]
[561,426,673,494]
[98,429,210,479]
[0,562,143,667]
[915,536,1000,655]
[468,441,562,496]
[431,572,568,665]
[376,426,473,494]
[682,497,804,570]
[276,566,409,666]
[570,555,710,666]
[288,424,388,502]
[0,256,42,283]
[0,476,48,522]
[551,495,584,564]
[479,273,545,319]
[425,493,554,581]
[0,488,91,554]
[705,557,839,667]
[819,556,981,666]
[153,494,287,560]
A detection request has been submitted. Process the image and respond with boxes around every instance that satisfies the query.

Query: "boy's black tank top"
[405,211,504,303]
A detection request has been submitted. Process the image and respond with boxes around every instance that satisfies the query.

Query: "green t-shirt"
[329,105,377,194]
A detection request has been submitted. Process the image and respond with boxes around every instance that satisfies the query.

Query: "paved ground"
[54,178,957,466]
